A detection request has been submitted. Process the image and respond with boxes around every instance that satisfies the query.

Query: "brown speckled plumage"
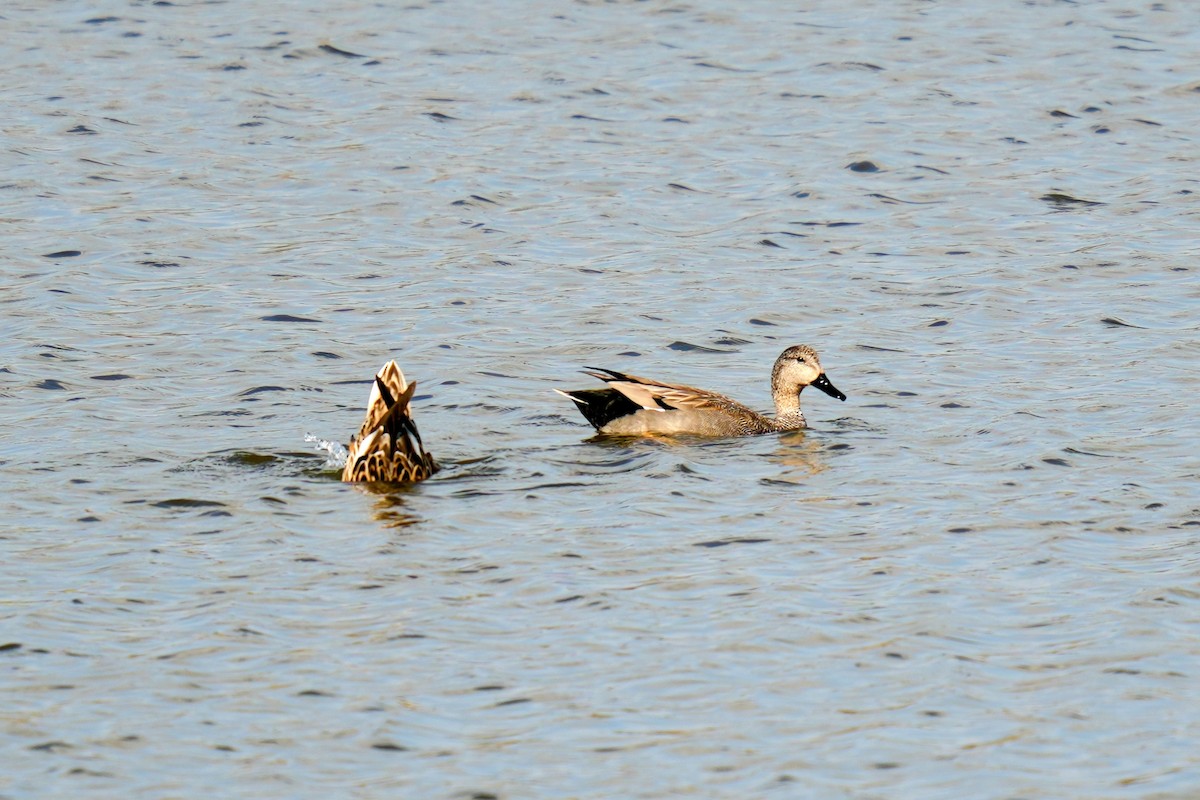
[342,360,438,483]
[557,345,845,437]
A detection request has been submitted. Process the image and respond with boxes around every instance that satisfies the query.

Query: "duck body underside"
[600,408,776,437]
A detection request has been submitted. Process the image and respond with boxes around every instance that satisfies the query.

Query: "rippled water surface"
[4,1,1200,797]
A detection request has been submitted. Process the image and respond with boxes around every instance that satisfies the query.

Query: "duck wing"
[581,367,755,416]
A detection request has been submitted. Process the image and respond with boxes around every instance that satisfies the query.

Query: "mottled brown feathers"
[342,360,438,483]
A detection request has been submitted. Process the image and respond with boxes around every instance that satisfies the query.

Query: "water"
[4,1,1199,797]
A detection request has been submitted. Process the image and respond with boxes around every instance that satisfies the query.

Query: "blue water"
[3,1,1199,798]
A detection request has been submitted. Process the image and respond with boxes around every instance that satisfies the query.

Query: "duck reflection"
[352,483,423,528]
[768,429,831,479]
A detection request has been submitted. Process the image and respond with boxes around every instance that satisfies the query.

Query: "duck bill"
[811,373,846,401]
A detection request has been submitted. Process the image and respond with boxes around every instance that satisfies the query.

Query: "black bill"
[811,372,846,402]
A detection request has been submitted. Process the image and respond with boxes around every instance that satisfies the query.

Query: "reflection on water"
[769,430,830,479]
[4,0,1200,797]
[359,487,424,529]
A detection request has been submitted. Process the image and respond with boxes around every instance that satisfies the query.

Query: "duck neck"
[772,389,806,430]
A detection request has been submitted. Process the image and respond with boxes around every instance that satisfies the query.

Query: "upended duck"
[557,344,845,436]
[342,360,438,482]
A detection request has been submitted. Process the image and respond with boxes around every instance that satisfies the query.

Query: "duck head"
[773,345,846,401]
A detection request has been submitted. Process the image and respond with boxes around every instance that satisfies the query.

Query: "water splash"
[305,433,348,469]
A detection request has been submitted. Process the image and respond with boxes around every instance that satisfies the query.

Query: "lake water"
[3,0,1199,797]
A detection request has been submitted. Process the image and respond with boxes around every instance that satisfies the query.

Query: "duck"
[557,344,845,436]
[342,360,438,482]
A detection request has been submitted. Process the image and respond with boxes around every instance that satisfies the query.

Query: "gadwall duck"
[557,344,845,436]
[342,360,438,482]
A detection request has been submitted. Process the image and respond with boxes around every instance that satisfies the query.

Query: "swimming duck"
[557,344,845,436]
[342,360,438,482]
